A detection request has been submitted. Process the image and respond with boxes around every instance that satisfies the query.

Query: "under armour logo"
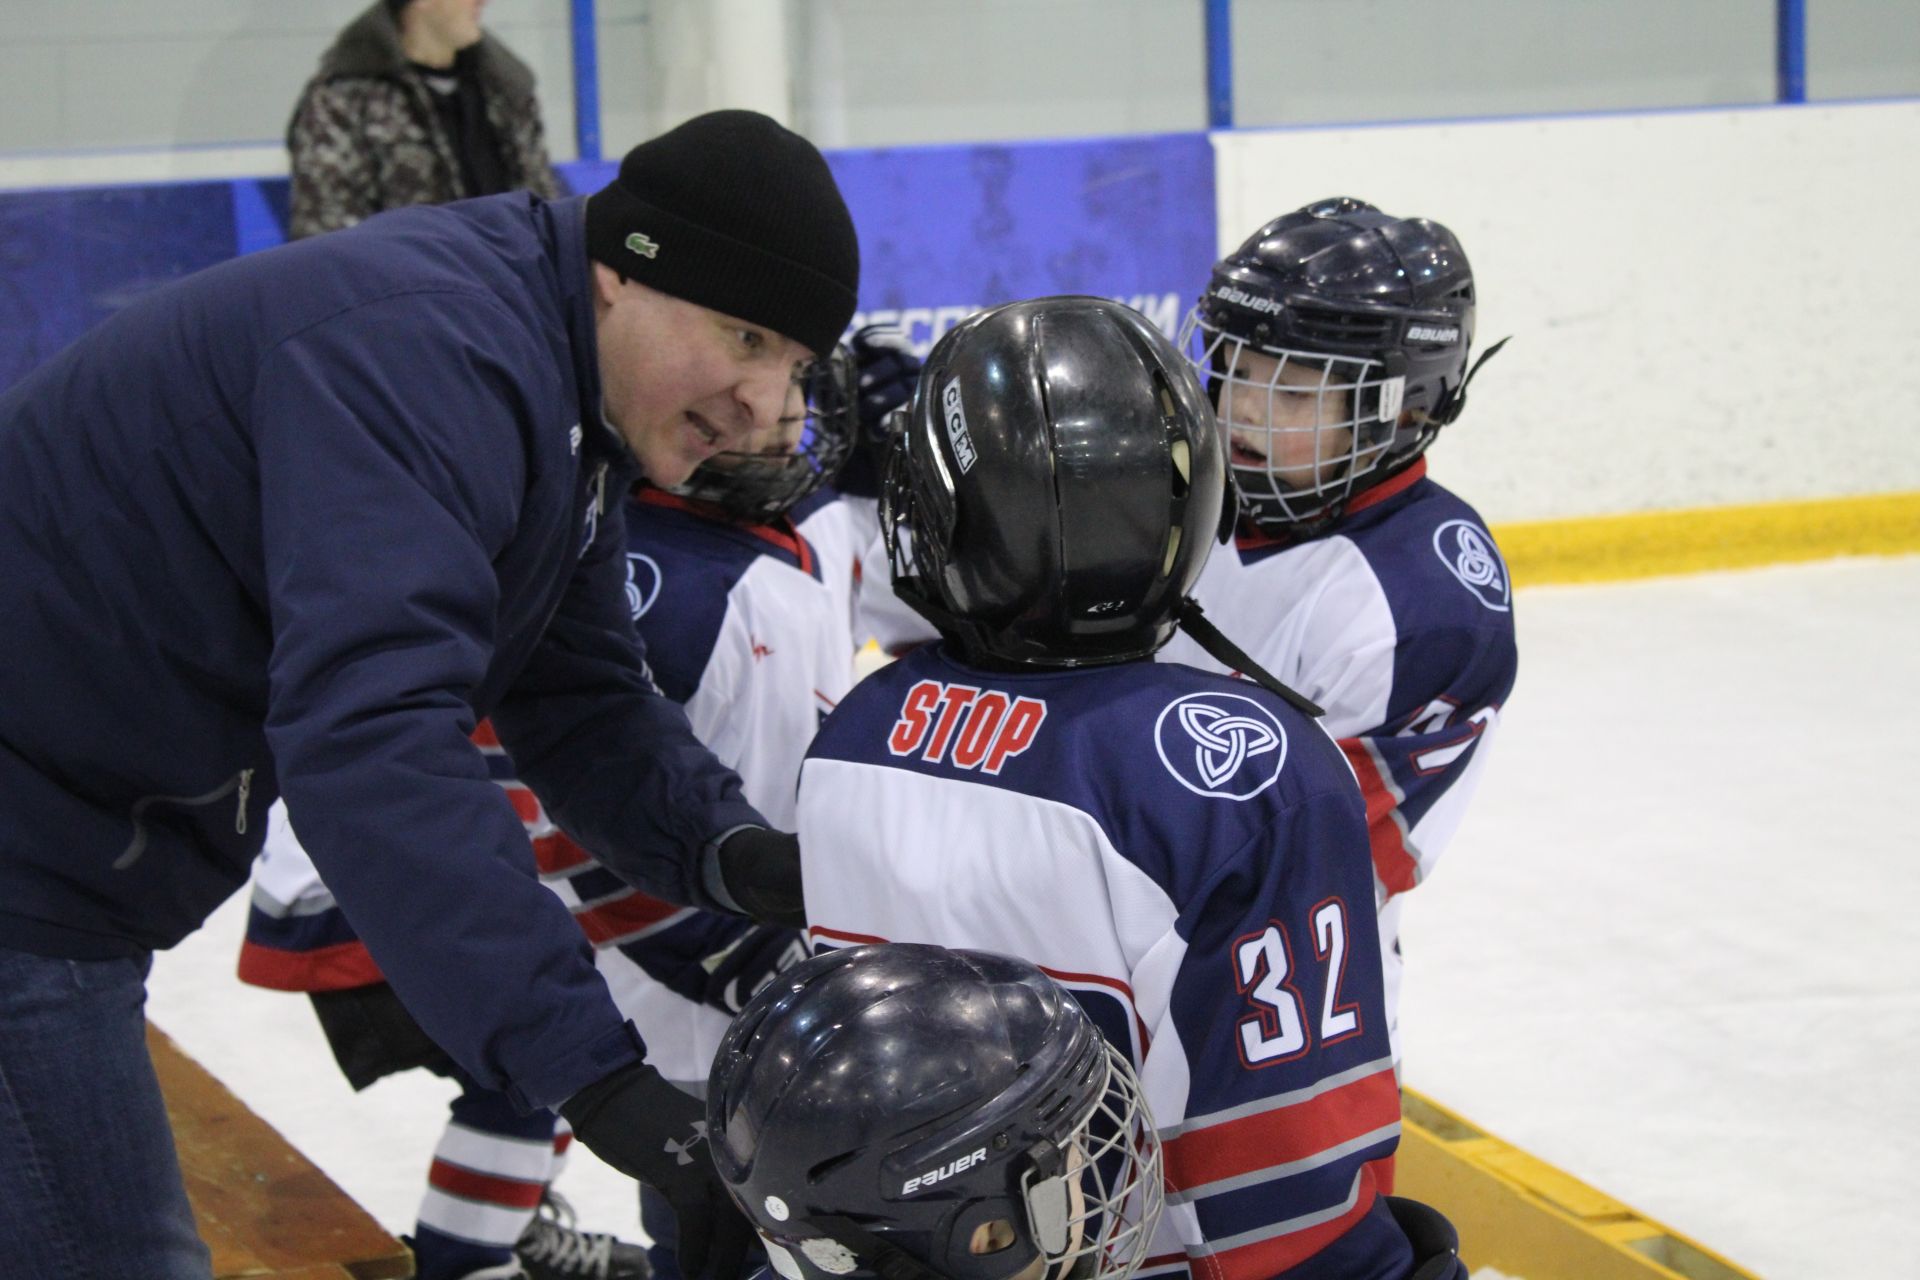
[626,232,660,259]
[1433,519,1510,612]
[1154,692,1289,801]
[665,1120,710,1166]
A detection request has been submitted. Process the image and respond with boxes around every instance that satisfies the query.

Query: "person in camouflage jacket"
[287,0,562,240]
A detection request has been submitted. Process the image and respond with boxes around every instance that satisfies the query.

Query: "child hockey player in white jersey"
[238,346,907,1280]
[795,297,1470,1279]
[1162,198,1518,1066]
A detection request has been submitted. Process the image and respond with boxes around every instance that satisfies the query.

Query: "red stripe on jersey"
[1194,1179,1379,1280]
[574,890,685,945]
[1367,1153,1395,1195]
[1338,738,1421,898]
[810,924,888,947]
[472,719,502,749]
[428,1159,547,1209]
[636,488,818,575]
[1342,456,1426,517]
[533,832,593,875]
[236,939,385,992]
[1234,458,1427,553]
[1162,1066,1399,1192]
[505,785,543,826]
[553,1131,574,1157]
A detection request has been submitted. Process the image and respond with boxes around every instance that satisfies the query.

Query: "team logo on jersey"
[1432,519,1510,612]
[1154,692,1288,800]
[625,552,663,619]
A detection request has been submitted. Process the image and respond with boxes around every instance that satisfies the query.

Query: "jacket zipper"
[115,768,256,871]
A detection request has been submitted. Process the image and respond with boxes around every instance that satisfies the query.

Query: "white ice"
[148,554,1920,1279]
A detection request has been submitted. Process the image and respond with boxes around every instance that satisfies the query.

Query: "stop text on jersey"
[887,680,1047,776]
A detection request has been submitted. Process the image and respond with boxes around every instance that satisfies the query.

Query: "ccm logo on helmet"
[901,1147,988,1197]
[1211,285,1286,316]
[942,379,978,475]
[888,680,1046,775]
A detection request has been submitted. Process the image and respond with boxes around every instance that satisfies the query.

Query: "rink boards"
[1399,1090,1758,1280]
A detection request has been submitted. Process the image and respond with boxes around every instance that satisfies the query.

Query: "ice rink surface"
[148,554,1920,1279]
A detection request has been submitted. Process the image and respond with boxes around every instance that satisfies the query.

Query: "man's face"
[409,0,486,51]
[1218,346,1355,492]
[592,265,815,488]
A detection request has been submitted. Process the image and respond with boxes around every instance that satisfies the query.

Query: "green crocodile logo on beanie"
[625,232,660,259]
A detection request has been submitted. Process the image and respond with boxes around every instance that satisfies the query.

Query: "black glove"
[701,924,809,1014]
[837,325,923,499]
[714,826,804,926]
[851,325,922,434]
[561,1061,754,1280]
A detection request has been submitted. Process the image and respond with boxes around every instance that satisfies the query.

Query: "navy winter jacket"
[0,193,763,1110]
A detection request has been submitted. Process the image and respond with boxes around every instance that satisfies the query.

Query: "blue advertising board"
[0,131,1216,393]
[570,130,1217,352]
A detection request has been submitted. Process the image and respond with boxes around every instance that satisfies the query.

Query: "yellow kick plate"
[1397,1090,1761,1279]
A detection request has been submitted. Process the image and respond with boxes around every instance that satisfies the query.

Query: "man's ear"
[591,261,627,307]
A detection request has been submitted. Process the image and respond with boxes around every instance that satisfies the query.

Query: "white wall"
[0,1,576,164]
[1213,100,1920,523]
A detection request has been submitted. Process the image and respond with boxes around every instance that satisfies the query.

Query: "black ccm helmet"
[1182,197,1494,538]
[709,944,1164,1280]
[882,296,1229,668]
[672,344,858,521]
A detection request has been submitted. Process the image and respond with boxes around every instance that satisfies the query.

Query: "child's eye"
[739,329,765,352]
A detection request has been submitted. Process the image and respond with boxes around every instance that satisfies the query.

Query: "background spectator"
[288,0,560,240]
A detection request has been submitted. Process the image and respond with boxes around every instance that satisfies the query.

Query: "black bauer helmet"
[880,296,1231,669]
[1181,196,1498,538]
[671,344,858,521]
[709,943,1165,1280]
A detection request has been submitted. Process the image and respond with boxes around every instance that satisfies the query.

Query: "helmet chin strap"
[1432,334,1510,426]
[1174,598,1324,717]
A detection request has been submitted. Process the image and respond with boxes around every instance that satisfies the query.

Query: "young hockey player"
[709,942,1469,1280]
[1162,198,1518,1062]
[794,297,1468,1278]
[239,346,892,1280]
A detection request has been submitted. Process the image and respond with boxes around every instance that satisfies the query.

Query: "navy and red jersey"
[242,486,859,1085]
[797,646,1418,1280]
[1162,460,1518,906]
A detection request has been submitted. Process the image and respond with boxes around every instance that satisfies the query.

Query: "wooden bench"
[150,1022,414,1279]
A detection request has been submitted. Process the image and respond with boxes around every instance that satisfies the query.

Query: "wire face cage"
[1022,1039,1166,1280]
[673,345,859,522]
[1178,305,1406,531]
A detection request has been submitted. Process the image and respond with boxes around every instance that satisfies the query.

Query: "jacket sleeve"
[253,292,642,1111]
[489,485,767,914]
[287,80,381,239]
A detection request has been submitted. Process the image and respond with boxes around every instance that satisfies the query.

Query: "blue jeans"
[0,946,213,1278]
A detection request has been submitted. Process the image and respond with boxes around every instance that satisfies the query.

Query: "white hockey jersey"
[1161,462,1518,1061]
[242,485,861,1086]
[798,646,1420,1280]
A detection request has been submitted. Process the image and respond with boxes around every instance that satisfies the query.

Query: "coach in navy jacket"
[0,110,853,1278]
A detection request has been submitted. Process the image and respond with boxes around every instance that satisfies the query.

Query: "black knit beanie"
[585,110,860,357]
